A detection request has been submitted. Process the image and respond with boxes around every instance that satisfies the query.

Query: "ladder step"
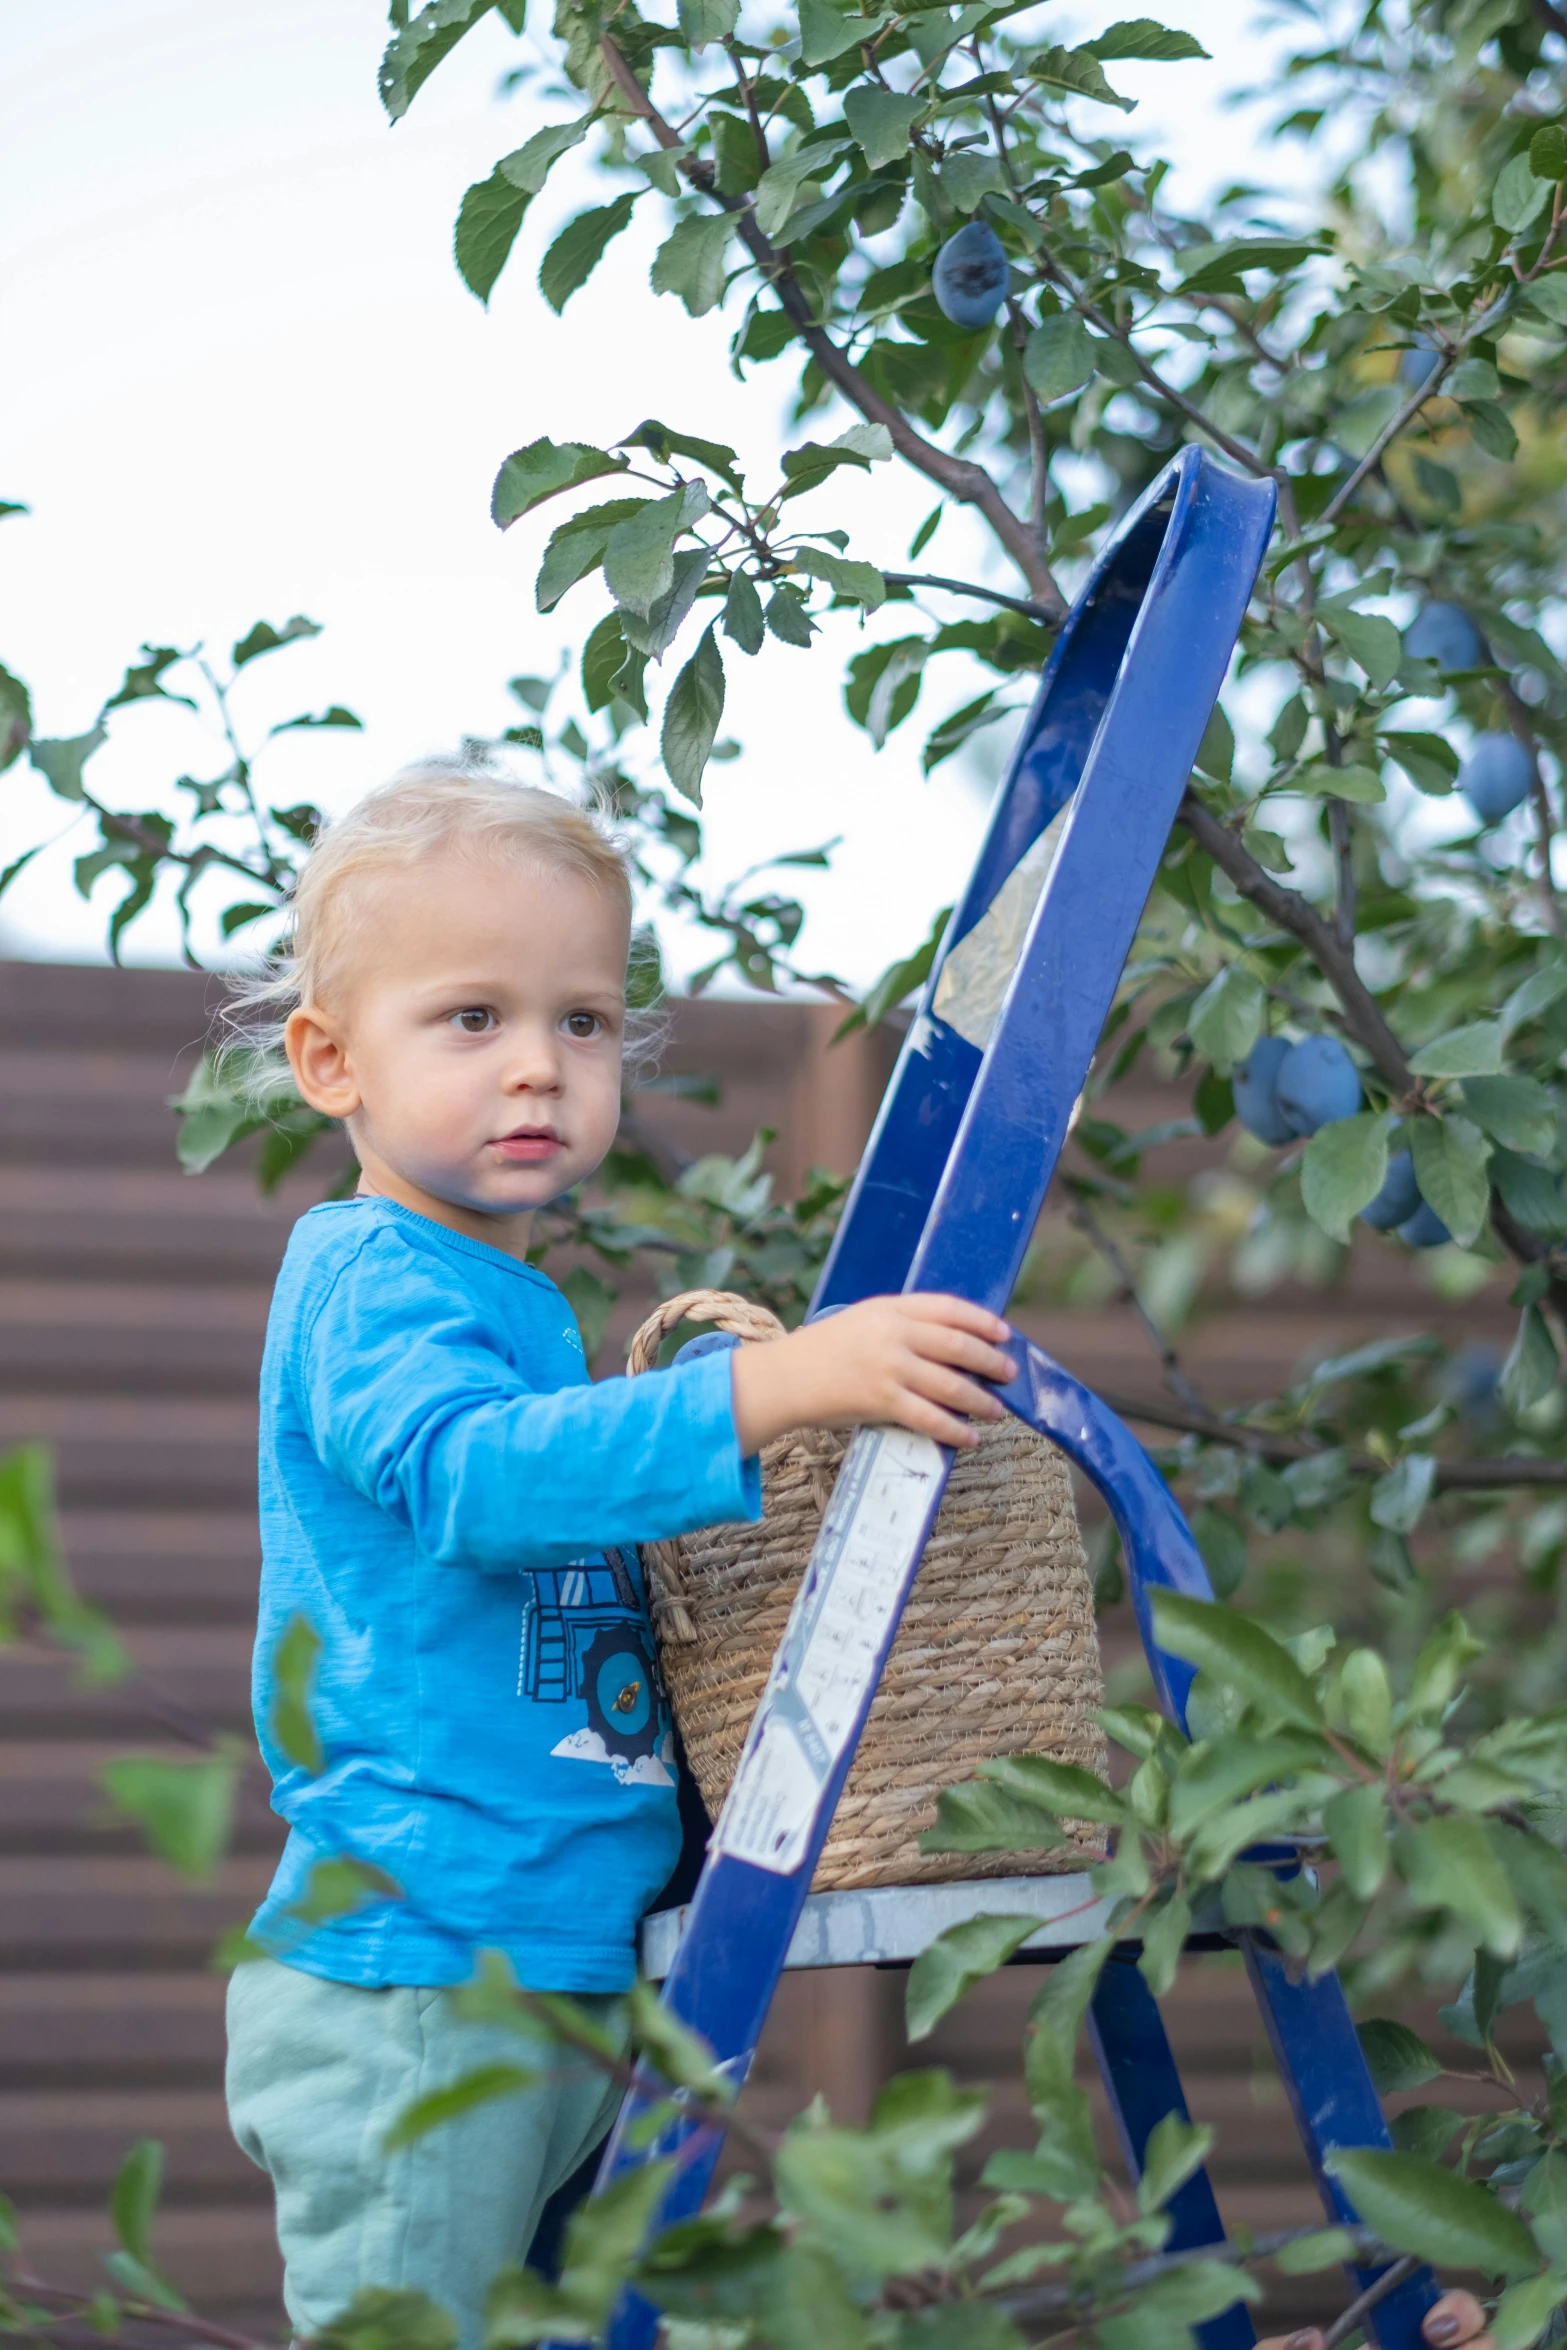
[641,1872,1115,1977]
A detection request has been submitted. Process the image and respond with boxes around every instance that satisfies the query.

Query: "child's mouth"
[494,1127,562,1164]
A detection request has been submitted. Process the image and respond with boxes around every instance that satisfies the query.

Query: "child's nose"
[502,1031,564,1091]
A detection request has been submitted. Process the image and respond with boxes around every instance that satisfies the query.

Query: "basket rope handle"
[625,1289,788,1645]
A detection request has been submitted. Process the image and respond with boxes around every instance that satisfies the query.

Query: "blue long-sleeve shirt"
[249,1196,761,1991]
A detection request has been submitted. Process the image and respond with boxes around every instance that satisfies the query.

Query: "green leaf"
[1321,607,1403,687]
[490,439,627,528]
[382,2061,543,2152]
[536,498,650,612]
[1186,967,1264,1075]
[99,1753,239,1881]
[1087,18,1208,60]
[1501,1306,1560,1417]
[1492,2271,1567,2350]
[1395,1816,1522,1956]
[379,0,502,120]
[1138,1891,1192,1997]
[1275,2228,1362,2274]
[454,163,530,303]
[661,624,725,807]
[650,212,736,316]
[1194,700,1234,783]
[1024,1936,1114,2107]
[502,114,593,196]
[1406,1611,1484,1721]
[286,1856,403,1929]
[798,0,883,66]
[1368,1452,1436,1536]
[110,2138,163,2267]
[1496,150,1553,233]
[1300,1110,1394,1242]
[1294,758,1386,804]
[619,418,744,489]
[0,660,31,773]
[752,138,852,238]
[1325,2147,1537,2278]
[791,547,886,609]
[1135,2112,1214,2216]
[1409,1020,1507,1078]
[1357,2017,1440,2095]
[316,2290,459,2350]
[1461,1074,1556,1155]
[540,193,638,313]
[1465,398,1520,462]
[269,1613,324,1774]
[906,1913,1042,2040]
[30,724,106,802]
[1025,42,1134,110]
[779,422,894,499]
[723,570,767,655]
[679,0,739,44]
[1532,122,1567,181]
[1150,1592,1322,1730]
[923,691,1008,776]
[1383,729,1459,795]
[270,706,363,734]
[1325,1783,1390,1900]
[919,1775,1067,1853]
[979,1753,1128,1825]
[1166,1733,1324,1840]
[1024,313,1095,403]
[1409,1113,1492,1247]
[765,583,816,647]
[837,905,950,1038]
[1340,1647,1393,1756]
[844,85,925,168]
[1527,273,1567,325]
[232,614,320,668]
[605,486,705,618]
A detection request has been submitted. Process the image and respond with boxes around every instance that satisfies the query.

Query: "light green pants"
[226,1959,625,2350]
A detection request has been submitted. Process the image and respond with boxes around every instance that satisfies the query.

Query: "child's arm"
[297,1238,1014,1571]
[730,1295,1014,1453]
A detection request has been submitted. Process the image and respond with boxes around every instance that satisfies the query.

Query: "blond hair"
[224,759,650,1070]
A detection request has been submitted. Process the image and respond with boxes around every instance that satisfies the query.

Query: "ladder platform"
[640,1871,1114,1978]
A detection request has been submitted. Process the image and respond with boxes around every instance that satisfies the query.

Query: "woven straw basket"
[628,1290,1108,1891]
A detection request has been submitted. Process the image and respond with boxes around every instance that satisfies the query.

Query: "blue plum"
[1398,1200,1453,1249]
[1232,1034,1295,1145]
[1402,600,1484,672]
[1360,1149,1420,1231]
[1460,731,1533,825]
[1398,338,1444,392]
[1275,1034,1362,1136]
[932,223,1010,329]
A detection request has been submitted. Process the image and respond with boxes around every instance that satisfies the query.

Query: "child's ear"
[285,1005,362,1118]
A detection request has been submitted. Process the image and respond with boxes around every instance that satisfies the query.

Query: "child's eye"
[450,1008,495,1035]
[563,1011,602,1040]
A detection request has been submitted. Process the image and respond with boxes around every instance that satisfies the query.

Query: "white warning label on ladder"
[712,1424,944,1876]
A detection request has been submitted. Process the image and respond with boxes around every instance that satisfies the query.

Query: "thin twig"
[1321,2255,1419,2350]
[1068,1197,1212,1417]
[881,571,1059,623]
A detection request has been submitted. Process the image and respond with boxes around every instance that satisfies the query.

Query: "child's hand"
[729,1294,1016,1454]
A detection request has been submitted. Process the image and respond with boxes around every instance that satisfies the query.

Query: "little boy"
[225,764,1015,2347]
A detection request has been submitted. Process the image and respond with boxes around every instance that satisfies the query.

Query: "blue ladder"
[594,447,1441,2350]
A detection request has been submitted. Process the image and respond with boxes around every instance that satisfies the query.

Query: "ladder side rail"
[814,450,1217,1312]
[910,458,1278,1313]
[1088,1957,1258,2350]
[998,1345,1440,2350]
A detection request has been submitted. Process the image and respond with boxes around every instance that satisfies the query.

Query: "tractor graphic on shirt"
[518,1547,674,1786]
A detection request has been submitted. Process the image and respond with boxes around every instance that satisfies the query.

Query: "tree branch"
[597,35,1068,620]
[1096,1384,1567,1490]
[1177,792,1414,1093]
[881,571,1058,623]
[1069,1197,1212,1417]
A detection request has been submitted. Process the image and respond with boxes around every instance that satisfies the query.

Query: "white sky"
[1,0,1299,984]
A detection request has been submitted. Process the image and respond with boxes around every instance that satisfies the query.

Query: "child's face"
[285,851,630,1253]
